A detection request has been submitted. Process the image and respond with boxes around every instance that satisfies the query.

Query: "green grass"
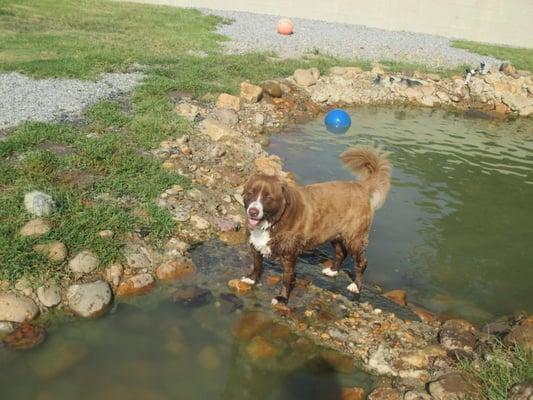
[452,40,533,71]
[460,342,533,400]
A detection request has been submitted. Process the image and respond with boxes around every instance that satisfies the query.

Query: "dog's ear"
[281,181,291,206]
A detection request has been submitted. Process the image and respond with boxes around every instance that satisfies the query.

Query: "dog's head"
[243,174,288,229]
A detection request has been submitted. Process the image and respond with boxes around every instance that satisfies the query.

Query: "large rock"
[0,293,39,322]
[439,319,477,356]
[216,93,241,111]
[2,322,46,350]
[69,250,99,275]
[367,387,401,400]
[116,273,155,297]
[19,218,51,237]
[504,317,533,350]
[240,81,263,103]
[37,283,62,307]
[234,311,272,339]
[509,383,533,400]
[214,108,238,126]
[155,260,196,282]
[262,81,282,98]
[293,68,319,86]
[24,191,56,216]
[428,373,480,400]
[66,280,112,318]
[501,93,533,115]
[201,118,237,142]
[33,241,67,263]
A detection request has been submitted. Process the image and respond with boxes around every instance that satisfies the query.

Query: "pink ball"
[277,18,294,35]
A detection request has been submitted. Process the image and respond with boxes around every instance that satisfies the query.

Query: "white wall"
[121,0,533,48]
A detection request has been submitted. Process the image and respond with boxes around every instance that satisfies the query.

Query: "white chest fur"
[249,226,272,257]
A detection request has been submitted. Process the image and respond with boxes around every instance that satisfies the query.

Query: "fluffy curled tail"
[340,146,391,210]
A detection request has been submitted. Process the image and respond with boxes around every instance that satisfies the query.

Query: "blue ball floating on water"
[324,109,351,134]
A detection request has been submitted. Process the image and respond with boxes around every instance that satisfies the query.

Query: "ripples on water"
[269,106,533,322]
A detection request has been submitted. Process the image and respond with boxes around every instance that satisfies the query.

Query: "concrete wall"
[122,0,533,48]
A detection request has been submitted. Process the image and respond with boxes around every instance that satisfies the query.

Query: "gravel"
[201,8,502,68]
[0,72,144,129]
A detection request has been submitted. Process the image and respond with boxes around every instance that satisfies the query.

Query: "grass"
[0,0,491,284]
[452,40,533,71]
[460,342,533,400]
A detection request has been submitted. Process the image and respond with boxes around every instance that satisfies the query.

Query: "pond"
[0,242,378,399]
[269,106,533,323]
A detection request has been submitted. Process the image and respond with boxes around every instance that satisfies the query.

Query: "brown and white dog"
[241,146,391,305]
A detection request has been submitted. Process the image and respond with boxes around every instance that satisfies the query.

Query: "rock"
[218,292,244,313]
[165,238,190,254]
[191,215,210,230]
[219,229,247,245]
[428,373,480,400]
[509,383,533,400]
[504,319,533,350]
[104,262,123,287]
[367,387,401,400]
[262,81,282,98]
[66,280,112,318]
[155,260,196,282]
[116,273,156,297]
[98,229,114,239]
[124,244,152,270]
[500,62,516,75]
[0,293,39,322]
[216,93,241,111]
[341,387,365,400]
[2,322,46,350]
[215,108,238,126]
[404,392,431,400]
[481,318,512,336]
[0,321,14,335]
[234,311,272,339]
[321,350,355,373]
[245,336,279,361]
[228,278,253,294]
[201,118,237,142]
[36,284,61,307]
[33,241,67,263]
[30,339,88,379]
[439,319,477,356]
[240,81,263,103]
[68,250,98,275]
[293,69,319,86]
[254,156,283,176]
[253,112,265,130]
[384,289,407,306]
[198,346,221,370]
[175,102,200,121]
[19,218,51,236]
[24,191,56,216]
[410,305,437,323]
[502,93,533,114]
[172,286,213,307]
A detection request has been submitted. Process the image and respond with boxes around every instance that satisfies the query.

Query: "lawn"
[452,40,533,71]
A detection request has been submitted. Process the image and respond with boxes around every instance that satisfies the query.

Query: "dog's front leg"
[272,255,296,305]
[241,246,263,285]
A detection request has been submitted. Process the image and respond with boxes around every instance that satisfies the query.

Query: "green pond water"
[269,106,533,323]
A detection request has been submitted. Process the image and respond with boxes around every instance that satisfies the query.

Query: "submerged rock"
[245,335,279,361]
[384,289,407,306]
[155,260,196,282]
[172,286,213,307]
[198,346,222,370]
[30,339,88,379]
[66,280,112,318]
[2,322,46,350]
[0,293,39,322]
[340,387,366,400]
[234,311,273,340]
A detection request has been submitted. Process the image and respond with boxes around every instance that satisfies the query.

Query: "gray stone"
[428,373,480,400]
[69,250,99,275]
[124,244,152,269]
[0,293,39,322]
[24,191,56,216]
[66,280,112,318]
[37,284,62,307]
[509,383,533,400]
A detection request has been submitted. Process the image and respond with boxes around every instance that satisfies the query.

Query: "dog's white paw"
[240,277,256,285]
[271,298,279,305]
[321,267,338,277]
[347,282,360,293]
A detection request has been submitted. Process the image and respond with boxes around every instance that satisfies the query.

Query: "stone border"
[2,62,532,398]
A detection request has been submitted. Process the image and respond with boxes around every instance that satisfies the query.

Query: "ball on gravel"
[276,18,294,35]
[325,109,351,134]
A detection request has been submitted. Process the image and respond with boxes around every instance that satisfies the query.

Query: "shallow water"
[269,106,533,323]
[0,244,377,399]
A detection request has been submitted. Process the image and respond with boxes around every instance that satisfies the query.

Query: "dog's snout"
[248,207,260,218]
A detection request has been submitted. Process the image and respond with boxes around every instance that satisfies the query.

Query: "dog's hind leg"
[347,242,368,294]
[322,240,347,277]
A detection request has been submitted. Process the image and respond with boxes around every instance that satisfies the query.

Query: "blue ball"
[324,109,351,134]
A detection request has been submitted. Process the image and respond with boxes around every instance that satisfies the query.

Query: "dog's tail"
[340,147,391,210]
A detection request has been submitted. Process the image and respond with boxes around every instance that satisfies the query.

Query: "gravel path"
[0,72,144,130]
[202,8,501,68]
